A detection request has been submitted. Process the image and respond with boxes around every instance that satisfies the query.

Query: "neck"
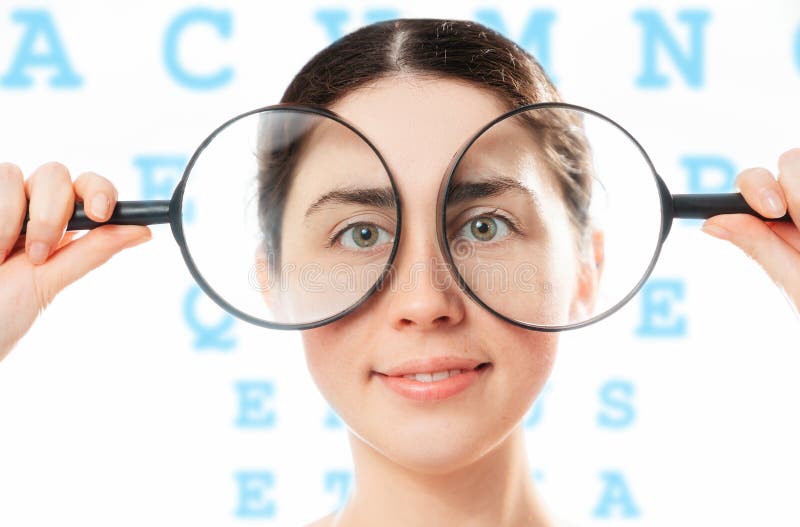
[332,423,556,527]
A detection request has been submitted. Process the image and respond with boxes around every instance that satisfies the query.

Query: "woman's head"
[255,18,601,473]
[258,19,596,269]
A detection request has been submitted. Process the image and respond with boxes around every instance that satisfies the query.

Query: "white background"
[1,1,800,526]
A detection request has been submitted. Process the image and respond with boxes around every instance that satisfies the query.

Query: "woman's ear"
[253,241,277,312]
[569,228,604,323]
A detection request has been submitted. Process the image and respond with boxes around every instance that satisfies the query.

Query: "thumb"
[701,214,800,306]
[36,224,152,301]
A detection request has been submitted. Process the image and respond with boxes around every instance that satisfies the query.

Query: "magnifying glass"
[438,102,792,330]
[17,102,791,331]
[21,104,401,330]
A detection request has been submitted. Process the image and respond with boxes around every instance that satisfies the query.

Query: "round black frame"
[169,103,404,330]
[436,101,672,332]
[34,101,789,332]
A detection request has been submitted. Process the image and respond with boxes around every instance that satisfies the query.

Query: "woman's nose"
[382,232,467,331]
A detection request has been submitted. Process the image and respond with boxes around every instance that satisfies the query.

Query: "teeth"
[402,369,463,382]
[431,370,449,381]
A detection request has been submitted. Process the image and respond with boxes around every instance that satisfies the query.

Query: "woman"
[1,18,798,527]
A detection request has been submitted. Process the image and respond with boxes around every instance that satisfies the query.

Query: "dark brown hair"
[257,18,593,267]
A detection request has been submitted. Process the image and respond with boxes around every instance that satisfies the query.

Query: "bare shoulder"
[303,511,337,527]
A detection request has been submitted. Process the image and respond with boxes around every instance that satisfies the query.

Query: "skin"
[0,163,152,357]
[287,74,571,526]
[267,74,799,526]
[0,74,799,526]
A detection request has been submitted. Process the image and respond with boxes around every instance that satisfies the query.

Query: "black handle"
[19,200,171,235]
[672,193,792,222]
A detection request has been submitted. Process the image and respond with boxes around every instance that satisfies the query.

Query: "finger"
[769,221,800,254]
[701,214,800,301]
[24,162,74,265]
[73,171,119,223]
[34,224,152,307]
[777,147,800,231]
[735,166,786,219]
[54,231,79,251]
[0,163,27,265]
[6,231,80,264]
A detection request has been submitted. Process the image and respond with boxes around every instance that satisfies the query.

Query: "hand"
[701,148,800,314]
[0,162,152,362]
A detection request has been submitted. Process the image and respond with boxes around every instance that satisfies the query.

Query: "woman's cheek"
[500,331,559,409]
[301,325,365,419]
[302,328,340,393]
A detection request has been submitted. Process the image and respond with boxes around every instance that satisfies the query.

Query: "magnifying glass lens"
[178,108,399,328]
[441,105,664,329]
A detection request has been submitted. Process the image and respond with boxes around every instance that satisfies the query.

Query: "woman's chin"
[385,443,490,475]
[359,420,504,475]
[341,372,521,475]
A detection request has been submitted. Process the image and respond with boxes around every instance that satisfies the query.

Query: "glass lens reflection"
[180,108,398,327]
[443,105,663,328]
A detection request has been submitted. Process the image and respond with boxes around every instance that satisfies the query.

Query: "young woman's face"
[283,74,585,474]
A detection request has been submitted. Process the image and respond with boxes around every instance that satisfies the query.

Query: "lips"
[373,357,492,402]
[376,357,490,377]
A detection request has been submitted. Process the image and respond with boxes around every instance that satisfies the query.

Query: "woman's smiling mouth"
[373,358,491,401]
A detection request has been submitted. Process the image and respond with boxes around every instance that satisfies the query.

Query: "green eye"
[458,214,511,243]
[352,224,378,247]
[336,222,393,250]
[470,217,498,241]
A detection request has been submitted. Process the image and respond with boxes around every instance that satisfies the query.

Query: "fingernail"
[28,241,49,265]
[760,189,784,218]
[700,221,731,241]
[91,193,110,219]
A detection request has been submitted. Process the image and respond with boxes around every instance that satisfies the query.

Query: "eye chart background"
[1,1,799,526]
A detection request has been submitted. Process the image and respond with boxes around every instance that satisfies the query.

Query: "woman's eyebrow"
[446,174,536,206]
[304,186,396,218]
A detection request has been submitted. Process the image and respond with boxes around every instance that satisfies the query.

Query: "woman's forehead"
[327,74,510,176]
